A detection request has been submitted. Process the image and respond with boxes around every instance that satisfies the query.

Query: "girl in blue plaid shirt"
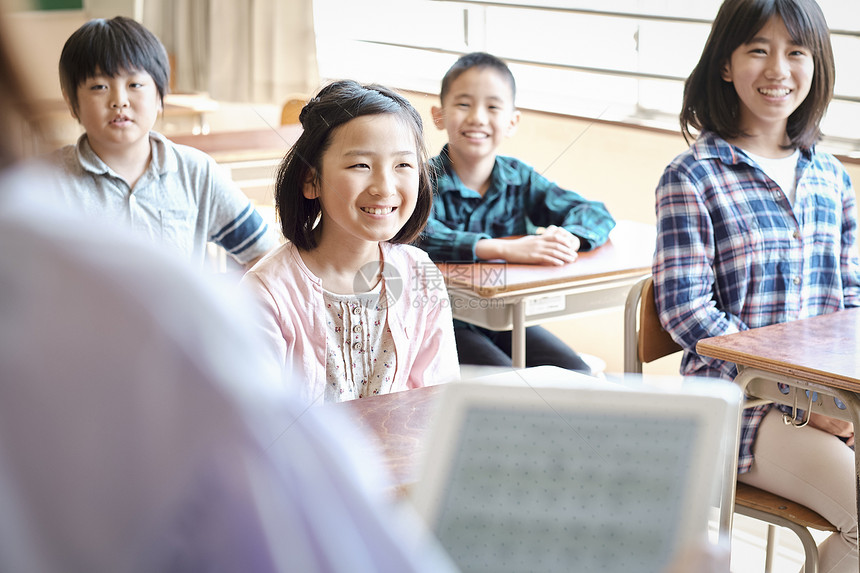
[653,0,860,570]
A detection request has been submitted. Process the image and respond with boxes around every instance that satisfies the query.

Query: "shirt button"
[351,306,361,315]
[793,230,801,240]
[352,325,362,333]
[352,341,363,350]
[793,276,802,285]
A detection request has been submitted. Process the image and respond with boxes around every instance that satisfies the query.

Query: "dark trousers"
[454,324,592,374]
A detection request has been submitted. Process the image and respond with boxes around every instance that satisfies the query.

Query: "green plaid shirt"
[420,145,616,262]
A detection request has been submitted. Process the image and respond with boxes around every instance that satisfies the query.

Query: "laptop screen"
[410,369,741,573]
[433,407,698,572]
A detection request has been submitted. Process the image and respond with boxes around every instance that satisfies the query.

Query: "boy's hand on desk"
[808,412,855,446]
[477,226,579,265]
[536,225,581,248]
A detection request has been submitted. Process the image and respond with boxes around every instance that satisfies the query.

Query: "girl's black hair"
[276,80,433,250]
[681,0,834,149]
[59,16,170,116]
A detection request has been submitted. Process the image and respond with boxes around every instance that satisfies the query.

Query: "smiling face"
[69,67,161,162]
[304,113,419,250]
[721,15,814,141]
[432,66,520,168]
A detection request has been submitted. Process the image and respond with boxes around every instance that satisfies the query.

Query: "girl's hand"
[808,412,855,446]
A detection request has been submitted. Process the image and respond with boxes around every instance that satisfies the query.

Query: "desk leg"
[511,301,526,369]
[192,112,210,135]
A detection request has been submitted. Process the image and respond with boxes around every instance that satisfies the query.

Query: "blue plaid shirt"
[653,131,860,473]
[419,145,616,262]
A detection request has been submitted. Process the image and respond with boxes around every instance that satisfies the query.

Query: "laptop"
[409,367,741,573]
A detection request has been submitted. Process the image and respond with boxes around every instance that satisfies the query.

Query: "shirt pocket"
[159,208,195,257]
[807,192,840,251]
[713,201,763,261]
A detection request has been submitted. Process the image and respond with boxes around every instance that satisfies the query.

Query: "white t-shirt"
[744,148,801,206]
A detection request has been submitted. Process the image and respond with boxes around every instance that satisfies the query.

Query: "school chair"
[280,94,308,125]
[623,276,837,573]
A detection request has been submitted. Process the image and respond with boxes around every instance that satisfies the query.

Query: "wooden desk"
[438,220,655,367]
[171,125,303,205]
[170,124,302,163]
[696,309,860,393]
[328,368,743,553]
[161,93,220,134]
[697,308,860,570]
[329,369,602,498]
[330,385,442,498]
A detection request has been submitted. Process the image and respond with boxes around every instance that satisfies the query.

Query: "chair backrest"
[624,276,683,373]
[280,95,307,125]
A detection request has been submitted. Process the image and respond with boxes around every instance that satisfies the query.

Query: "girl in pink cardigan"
[242,81,459,406]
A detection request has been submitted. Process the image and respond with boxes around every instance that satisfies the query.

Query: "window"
[313,0,860,153]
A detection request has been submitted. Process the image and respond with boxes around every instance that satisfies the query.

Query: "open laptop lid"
[409,367,741,573]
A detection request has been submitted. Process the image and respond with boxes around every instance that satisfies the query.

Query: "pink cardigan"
[242,241,460,405]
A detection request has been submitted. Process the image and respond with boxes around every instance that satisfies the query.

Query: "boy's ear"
[430,105,445,131]
[506,109,521,137]
[302,170,319,200]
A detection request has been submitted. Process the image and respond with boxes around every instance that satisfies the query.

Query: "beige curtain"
[143,0,318,103]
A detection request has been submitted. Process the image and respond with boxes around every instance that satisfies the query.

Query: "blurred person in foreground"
[0,12,453,573]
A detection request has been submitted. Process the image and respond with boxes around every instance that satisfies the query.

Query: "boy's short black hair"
[681,0,834,149]
[276,80,433,250]
[59,16,170,116]
[439,52,516,105]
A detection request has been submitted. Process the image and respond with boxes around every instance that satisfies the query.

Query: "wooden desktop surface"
[696,308,860,393]
[170,124,302,163]
[328,385,442,497]
[436,220,655,297]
